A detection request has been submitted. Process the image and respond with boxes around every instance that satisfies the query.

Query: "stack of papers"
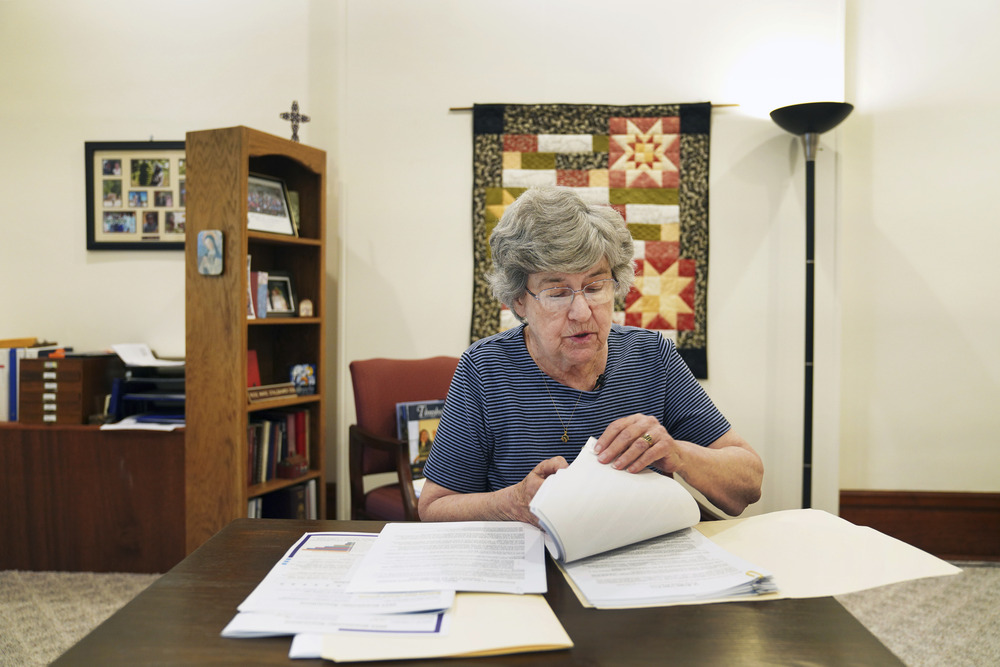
[222,524,573,662]
[529,437,776,607]
[558,527,776,608]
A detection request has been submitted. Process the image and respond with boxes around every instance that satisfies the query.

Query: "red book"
[247,350,261,387]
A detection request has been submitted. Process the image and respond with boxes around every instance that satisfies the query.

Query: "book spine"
[0,352,8,421]
[9,348,24,421]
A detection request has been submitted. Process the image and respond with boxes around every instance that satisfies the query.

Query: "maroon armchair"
[348,356,460,521]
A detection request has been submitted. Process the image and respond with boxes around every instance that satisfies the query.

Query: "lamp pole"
[770,102,852,508]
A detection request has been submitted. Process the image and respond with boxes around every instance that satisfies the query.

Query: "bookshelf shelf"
[249,470,323,498]
[248,231,322,247]
[247,394,321,412]
[185,126,327,551]
[249,317,322,326]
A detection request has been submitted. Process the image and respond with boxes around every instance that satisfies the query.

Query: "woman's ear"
[511,294,527,320]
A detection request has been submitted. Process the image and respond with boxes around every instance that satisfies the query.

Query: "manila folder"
[320,593,572,662]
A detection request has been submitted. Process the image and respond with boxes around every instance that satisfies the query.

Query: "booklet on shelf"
[395,399,445,481]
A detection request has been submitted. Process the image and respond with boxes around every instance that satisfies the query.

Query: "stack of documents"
[529,437,776,607]
[222,524,573,661]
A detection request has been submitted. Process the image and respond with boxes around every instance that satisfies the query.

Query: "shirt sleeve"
[420,352,494,493]
[659,337,731,446]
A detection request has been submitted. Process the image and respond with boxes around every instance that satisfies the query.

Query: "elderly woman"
[419,188,762,524]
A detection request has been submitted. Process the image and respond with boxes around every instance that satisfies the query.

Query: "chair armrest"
[348,424,420,521]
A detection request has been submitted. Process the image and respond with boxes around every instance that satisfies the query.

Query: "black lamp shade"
[770,102,854,136]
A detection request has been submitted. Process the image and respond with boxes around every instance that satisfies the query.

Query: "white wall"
[0,0,316,359]
[7,0,992,522]
[840,0,1000,491]
[336,0,848,516]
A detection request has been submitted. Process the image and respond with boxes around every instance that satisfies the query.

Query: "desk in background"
[53,518,903,666]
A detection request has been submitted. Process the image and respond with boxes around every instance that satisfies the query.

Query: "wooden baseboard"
[839,490,1000,561]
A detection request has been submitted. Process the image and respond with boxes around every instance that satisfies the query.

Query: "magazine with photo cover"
[395,400,446,479]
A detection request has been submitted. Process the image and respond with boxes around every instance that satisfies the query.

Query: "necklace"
[543,379,584,443]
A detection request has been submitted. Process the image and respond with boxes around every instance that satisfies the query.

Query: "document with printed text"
[221,532,453,638]
[345,521,547,595]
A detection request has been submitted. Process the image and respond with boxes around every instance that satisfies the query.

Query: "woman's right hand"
[502,456,568,526]
[419,456,568,524]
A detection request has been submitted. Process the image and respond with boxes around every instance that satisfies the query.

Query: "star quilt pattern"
[471,103,711,378]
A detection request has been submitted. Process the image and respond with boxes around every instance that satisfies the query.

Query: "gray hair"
[486,188,635,318]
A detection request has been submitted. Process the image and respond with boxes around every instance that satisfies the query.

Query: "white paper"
[696,509,962,598]
[346,522,547,595]
[235,532,453,616]
[111,343,184,367]
[530,437,700,562]
[289,634,322,659]
[222,607,447,638]
[99,415,183,431]
[560,527,775,608]
[221,532,455,639]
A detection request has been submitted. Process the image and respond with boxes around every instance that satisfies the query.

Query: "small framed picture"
[247,174,296,236]
[266,271,296,316]
[197,230,224,276]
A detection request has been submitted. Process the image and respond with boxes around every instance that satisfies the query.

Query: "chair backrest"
[349,356,460,475]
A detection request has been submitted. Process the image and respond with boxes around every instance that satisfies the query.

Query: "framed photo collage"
[85,141,186,250]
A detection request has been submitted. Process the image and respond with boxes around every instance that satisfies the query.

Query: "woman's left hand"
[594,414,680,474]
[593,414,764,516]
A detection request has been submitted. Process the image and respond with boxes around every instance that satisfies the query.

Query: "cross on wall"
[280,101,311,142]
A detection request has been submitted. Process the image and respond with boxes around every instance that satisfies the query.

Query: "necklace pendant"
[561,431,569,443]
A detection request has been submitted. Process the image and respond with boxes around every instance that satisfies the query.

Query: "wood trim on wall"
[840,490,1000,561]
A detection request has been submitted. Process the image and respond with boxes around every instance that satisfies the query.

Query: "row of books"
[247,409,311,486]
[247,478,318,519]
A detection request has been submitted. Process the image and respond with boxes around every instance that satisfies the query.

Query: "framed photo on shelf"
[266,271,297,316]
[85,140,186,250]
[247,174,296,236]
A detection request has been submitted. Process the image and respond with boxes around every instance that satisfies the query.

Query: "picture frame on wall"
[85,140,186,250]
[266,271,297,316]
[247,174,296,236]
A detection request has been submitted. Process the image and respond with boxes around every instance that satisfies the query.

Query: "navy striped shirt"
[421,324,731,494]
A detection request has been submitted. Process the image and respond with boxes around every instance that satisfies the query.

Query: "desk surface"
[53,519,903,666]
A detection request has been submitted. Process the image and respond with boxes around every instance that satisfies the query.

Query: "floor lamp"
[770,101,853,508]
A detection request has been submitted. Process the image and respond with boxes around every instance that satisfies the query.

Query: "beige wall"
[2,0,994,522]
[0,0,316,358]
[840,0,1000,491]
[334,0,848,517]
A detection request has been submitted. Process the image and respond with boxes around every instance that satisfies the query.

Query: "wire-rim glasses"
[525,278,618,313]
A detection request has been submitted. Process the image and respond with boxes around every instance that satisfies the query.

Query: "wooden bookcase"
[184,126,326,553]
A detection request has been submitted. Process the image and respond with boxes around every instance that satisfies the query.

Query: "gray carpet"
[0,570,160,667]
[1,564,998,666]
[835,562,1000,667]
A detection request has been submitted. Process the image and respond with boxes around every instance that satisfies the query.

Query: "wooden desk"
[53,519,903,666]
[0,424,186,573]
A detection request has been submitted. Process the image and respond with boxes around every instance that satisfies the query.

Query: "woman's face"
[513,259,614,373]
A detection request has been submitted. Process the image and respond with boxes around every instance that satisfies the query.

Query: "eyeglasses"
[525,278,618,313]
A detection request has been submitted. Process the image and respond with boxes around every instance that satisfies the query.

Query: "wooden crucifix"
[280,101,311,142]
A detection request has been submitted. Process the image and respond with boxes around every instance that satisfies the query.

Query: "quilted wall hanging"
[470,102,712,378]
